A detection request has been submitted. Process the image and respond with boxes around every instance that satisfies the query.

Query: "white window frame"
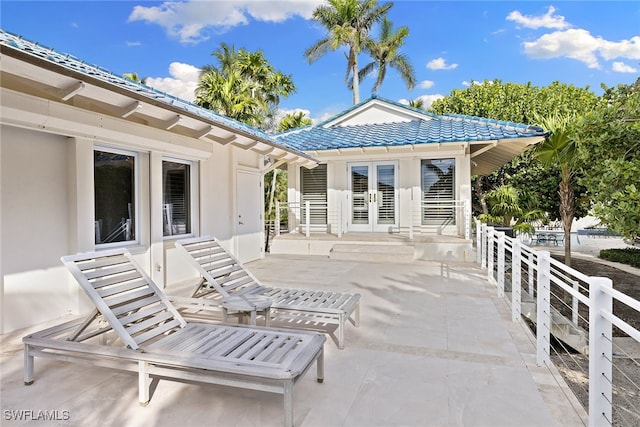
[162,156,197,239]
[94,146,140,248]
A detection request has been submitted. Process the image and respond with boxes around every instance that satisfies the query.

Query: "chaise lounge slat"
[175,236,361,349]
[23,248,325,427]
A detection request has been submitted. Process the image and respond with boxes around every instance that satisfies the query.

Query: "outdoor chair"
[174,236,361,349]
[23,248,325,427]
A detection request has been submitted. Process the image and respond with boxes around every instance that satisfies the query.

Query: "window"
[163,159,191,236]
[94,149,136,244]
[421,158,455,225]
[301,164,327,225]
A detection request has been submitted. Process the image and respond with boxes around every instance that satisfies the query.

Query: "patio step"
[329,244,415,263]
[509,290,589,355]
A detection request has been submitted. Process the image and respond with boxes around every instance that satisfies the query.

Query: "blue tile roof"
[0,29,313,160]
[276,95,549,151]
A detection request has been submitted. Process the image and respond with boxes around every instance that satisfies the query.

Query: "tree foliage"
[277,111,313,132]
[356,16,415,94]
[534,113,579,265]
[306,0,392,104]
[429,79,601,224]
[478,185,545,235]
[575,78,640,241]
[195,43,296,129]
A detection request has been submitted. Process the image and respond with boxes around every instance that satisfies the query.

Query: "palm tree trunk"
[559,168,574,267]
[352,55,360,105]
[475,176,489,215]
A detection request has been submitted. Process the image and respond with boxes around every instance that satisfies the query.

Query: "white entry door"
[348,162,398,232]
[236,170,262,263]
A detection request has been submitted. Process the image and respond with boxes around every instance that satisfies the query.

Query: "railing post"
[589,277,613,427]
[464,200,471,240]
[512,238,522,322]
[476,220,482,264]
[305,201,311,238]
[536,251,551,367]
[572,280,579,326]
[481,224,487,269]
[275,201,281,236]
[337,198,343,238]
[497,231,505,297]
[487,227,495,283]
[528,250,535,296]
[409,201,414,240]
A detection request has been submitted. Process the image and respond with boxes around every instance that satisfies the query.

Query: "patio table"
[221,294,273,326]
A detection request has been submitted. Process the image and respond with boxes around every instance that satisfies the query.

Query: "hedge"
[599,248,640,269]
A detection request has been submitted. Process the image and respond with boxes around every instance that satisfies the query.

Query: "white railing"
[476,220,640,427]
[410,200,471,240]
[275,199,472,240]
[275,201,329,238]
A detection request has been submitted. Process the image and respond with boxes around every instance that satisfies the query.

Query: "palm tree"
[123,72,147,85]
[195,43,296,128]
[305,0,392,105]
[478,185,545,236]
[357,17,415,94]
[535,113,577,266]
[277,111,313,132]
[408,98,424,110]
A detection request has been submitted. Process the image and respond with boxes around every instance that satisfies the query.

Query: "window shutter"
[301,164,327,224]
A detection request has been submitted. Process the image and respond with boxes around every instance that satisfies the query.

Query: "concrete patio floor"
[1,255,587,426]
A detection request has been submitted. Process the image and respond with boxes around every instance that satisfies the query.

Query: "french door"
[348,161,398,232]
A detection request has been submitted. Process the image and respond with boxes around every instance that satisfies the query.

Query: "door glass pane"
[376,164,395,224]
[163,160,190,236]
[351,166,369,224]
[421,158,455,225]
[94,150,135,244]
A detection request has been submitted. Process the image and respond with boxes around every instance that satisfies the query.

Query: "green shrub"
[599,248,640,269]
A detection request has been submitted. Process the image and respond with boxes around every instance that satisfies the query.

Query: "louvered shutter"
[421,159,455,225]
[301,164,327,224]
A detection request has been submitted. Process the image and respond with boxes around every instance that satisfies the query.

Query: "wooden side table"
[221,294,273,326]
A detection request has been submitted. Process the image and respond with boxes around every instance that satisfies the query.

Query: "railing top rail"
[549,256,592,284]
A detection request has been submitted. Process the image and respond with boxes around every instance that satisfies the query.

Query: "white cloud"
[506,6,569,30]
[128,0,322,44]
[523,29,640,69]
[426,57,457,71]
[612,61,638,73]
[146,62,201,102]
[126,41,142,47]
[398,94,444,109]
[418,80,435,89]
[462,80,491,87]
[276,108,312,121]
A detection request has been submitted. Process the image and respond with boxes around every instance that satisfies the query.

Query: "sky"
[1,1,639,123]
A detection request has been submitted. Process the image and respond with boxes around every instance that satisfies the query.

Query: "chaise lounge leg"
[354,304,360,327]
[24,344,34,385]
[283,380,293,427]
[338,313,345,350]
[317,348,324,383]
[138,361,150,406]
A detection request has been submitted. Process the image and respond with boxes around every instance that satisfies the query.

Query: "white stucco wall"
[0,121,266,334]
[1,126,75,332]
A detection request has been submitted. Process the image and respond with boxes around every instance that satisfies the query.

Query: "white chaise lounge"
[175,236,361,349]
[23,248,325,427]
